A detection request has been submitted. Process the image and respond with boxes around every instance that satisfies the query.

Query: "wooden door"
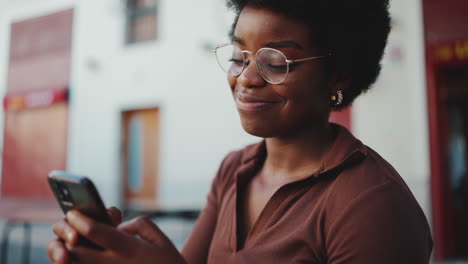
[121,108,160,209]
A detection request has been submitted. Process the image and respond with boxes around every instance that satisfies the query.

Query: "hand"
[48,208,186,264]
[48,206,122,264]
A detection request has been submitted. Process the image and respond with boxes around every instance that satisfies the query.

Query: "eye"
[229,58,244,66]
[265,63,288,74]
[257,50,288,73]
[267,63,287,69]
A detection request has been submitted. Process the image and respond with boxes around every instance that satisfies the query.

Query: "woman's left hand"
[51,210,186,264]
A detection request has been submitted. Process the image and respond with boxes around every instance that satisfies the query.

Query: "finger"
[107,207,122,227]
[70,246,114,264]
[118,216,171,246]
[47,238,71,264]
[52,219,79,247]
[66,210,136,255]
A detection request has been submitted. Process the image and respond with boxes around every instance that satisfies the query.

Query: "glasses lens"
[257,48,288,84]
[215,44,244,76]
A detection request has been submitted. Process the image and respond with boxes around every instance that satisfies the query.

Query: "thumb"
[118,216,172,246]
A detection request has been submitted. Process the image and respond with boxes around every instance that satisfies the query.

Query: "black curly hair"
[226,0,391,110]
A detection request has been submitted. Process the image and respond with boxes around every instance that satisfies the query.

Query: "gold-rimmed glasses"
[214,43,328,84]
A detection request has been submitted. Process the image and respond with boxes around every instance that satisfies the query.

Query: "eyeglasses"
[213,43,328,84]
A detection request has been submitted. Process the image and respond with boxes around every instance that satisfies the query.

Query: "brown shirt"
[182,124,433,264]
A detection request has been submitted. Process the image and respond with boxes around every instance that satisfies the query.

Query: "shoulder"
[323,145,432,247]
[320,125,421,214]
[317,124,428,226]
[322,146,433,261]
[330,145,417,204]
[320,124,412,197]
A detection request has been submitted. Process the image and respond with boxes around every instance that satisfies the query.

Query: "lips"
[235,93,283,112]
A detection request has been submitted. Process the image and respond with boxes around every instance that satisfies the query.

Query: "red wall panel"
[329,107,352,131]
[423,0,468,47]
[7,9,73,94]
[1,9,73,198]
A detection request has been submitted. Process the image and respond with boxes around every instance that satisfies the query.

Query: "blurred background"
[0,0,466,263]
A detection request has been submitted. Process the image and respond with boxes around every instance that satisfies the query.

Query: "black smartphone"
[48,170,112,248]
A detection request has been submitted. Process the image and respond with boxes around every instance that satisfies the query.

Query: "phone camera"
[58,185,73,203]
[61,188,71,200]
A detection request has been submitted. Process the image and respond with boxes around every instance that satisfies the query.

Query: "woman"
[48,0,433,263]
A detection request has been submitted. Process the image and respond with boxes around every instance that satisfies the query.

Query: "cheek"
[287,67,329,100]
[279,75,329,114]
[277,80,314,102]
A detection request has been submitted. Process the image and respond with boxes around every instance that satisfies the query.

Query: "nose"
[237,59,267,88]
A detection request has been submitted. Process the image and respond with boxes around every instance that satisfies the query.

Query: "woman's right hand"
[47,206,122,264]
[47,207,186,264]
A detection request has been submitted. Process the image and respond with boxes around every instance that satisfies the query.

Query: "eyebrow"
[265,41,303,49]
[232,35,245,45]
[232,35,303,50]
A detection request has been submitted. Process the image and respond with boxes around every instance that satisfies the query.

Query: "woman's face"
[229,7,331,138]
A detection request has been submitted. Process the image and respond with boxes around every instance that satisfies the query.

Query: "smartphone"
[48,170,112,248]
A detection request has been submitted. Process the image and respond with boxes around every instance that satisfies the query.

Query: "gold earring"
[331,90,343,106]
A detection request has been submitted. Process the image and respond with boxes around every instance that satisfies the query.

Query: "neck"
[262,122,335,182]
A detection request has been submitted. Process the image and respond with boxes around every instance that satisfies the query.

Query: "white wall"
[0,2,9,187]
[352,0,431,221]
[0,0,258,207]
[66,0,258,207]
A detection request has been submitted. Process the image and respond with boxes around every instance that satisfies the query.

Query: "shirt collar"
[239,123,368,178]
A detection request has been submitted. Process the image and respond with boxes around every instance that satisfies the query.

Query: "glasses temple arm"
[287,55,329,64]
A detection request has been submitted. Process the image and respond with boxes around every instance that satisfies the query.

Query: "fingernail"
[67,231,74,242]
[52,249,62,262]
[66,210,87,231]
[66,210,77,219]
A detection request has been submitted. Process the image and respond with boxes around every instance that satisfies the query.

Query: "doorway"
[439,65,468,259]
[121,107,160,210]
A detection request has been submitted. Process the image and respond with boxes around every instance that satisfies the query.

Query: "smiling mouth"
[235,94,283,112]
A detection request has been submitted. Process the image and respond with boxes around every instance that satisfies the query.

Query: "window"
[126,0,158,44]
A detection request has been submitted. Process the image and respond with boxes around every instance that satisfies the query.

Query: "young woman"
[48,0,433,263]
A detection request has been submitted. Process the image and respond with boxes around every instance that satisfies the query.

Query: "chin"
[240,119,278,138]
